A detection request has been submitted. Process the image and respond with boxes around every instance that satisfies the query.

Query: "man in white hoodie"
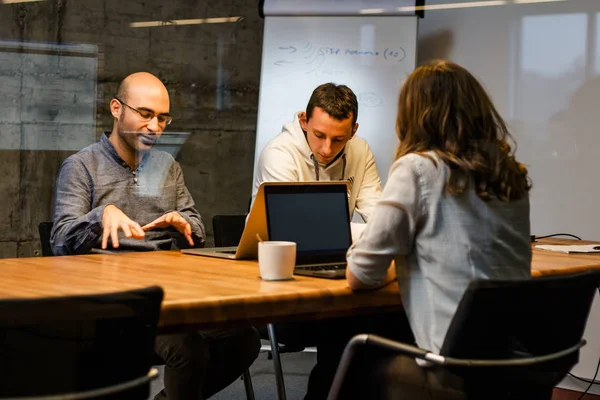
[252,84,410,400]
[253,83,382,222]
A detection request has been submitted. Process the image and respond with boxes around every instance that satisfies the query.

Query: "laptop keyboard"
[296,263,346,271]
[220,250,237,254]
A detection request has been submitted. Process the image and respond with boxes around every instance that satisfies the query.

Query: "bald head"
[109,72,171,163]
[115,72,168,104]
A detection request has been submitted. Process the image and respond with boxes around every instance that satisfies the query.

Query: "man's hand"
[142,211,194,246]
[101,205,145,249]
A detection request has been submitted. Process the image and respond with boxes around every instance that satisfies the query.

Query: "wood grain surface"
[0,238,597,330]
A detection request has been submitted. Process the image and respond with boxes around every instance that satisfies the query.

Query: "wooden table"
[0,238,598,331]
[0,250,402,331]
[531,238,600,277]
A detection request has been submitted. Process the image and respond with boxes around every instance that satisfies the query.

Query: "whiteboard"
[254,16,418,185]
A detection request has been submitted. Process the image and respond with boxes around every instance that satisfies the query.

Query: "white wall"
[418,0,600,392]
[418,0,600,241]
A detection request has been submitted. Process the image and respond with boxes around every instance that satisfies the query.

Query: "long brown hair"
[395,60,531,201]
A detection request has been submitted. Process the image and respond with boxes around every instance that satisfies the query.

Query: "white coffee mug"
[258,241,296,281]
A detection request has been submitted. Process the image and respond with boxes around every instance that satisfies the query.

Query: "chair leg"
[267,323,287,400]
[242,369,255,400]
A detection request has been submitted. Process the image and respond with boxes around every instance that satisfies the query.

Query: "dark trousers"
[303,310,415,400]
[334,348,556,400]
[153,327,261,400]
[333,347,465,400]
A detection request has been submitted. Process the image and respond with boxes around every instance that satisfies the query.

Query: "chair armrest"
[1,368,159,400]
[442,340,586,367]
[364,334,431,360]
[328,335,587,400]
[362,334,586,368]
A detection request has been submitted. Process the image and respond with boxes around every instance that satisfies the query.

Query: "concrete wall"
[0,0,263,257]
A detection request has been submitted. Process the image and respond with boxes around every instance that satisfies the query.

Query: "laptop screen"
[264,183,351,265]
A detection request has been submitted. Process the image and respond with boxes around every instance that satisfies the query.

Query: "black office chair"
[38,221,54,257]
[212,214,247,247]
[0,286,164,399]
[37,218,256,400]
[212,214,310,400]
[328,270,600,400]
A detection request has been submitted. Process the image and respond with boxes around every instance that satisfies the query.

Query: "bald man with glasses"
[52,72,202,254]
[50,72,261,400]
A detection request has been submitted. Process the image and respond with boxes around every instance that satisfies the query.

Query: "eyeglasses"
[114,97,173,126]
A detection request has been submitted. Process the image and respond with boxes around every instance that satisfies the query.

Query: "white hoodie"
[253,112,383,222]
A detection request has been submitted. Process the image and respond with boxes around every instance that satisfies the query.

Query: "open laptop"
[180,182,270,260]
[264,181,352,279]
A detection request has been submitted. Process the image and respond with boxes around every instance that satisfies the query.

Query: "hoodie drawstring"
[311,155,320,181]
[311,153,347,181]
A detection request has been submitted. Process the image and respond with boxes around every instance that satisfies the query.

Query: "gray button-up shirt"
[51,133,205,255]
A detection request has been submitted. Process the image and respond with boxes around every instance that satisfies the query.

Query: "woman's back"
[398,152,531,354]
[346,59,533,355]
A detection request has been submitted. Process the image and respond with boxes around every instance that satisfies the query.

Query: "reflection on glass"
[0,40,97,151]
[518,13,587,122]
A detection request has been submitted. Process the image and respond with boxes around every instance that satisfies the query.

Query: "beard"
[117,117,159,152]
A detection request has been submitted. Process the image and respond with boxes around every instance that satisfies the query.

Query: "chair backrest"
[0,286,164,399]
[440,270,600,390]
[212,214,247,247]
[328,271,600,400]
[38,221,54,257]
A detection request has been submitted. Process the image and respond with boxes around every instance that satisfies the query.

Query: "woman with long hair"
[343,60,532,398]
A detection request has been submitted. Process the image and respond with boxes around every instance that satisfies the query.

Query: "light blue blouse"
[347,152,531,353]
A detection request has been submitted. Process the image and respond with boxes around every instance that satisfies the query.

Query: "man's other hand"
[141,212,194,247]
[101,205,145,249]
